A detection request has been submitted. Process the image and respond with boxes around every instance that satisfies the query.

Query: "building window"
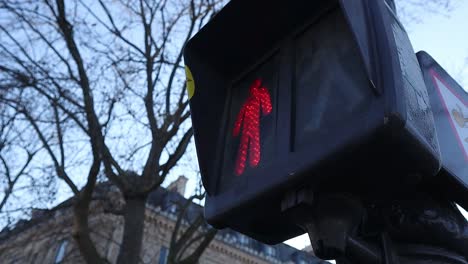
[169,204,177,214]
[265,246,276,257]
[238,234,249,245]
[54,240,68,263]
[159,246,168,264]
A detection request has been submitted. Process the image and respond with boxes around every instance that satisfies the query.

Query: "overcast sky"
[406,1,468,89]
[285,1,468,250]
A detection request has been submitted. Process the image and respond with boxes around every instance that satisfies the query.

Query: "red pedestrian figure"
[233,78,272,176]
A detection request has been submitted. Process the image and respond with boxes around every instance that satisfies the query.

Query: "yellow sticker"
[185,65,195,100]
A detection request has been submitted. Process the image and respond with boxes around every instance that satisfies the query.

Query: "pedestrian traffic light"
[184,0,442,243]
[418,51,468,210]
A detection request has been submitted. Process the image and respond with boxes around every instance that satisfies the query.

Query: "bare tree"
[0,110,34,212]
[0,0,223,263]
[395,0,467,90]
[0,93,53,225]
[167,192,217,264]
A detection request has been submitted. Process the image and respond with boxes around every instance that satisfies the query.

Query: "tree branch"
[19,105,79,194]
[55,0,124,188]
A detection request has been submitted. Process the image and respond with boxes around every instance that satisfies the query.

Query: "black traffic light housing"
[184,0,442,243]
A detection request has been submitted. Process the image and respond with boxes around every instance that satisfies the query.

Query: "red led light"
[233,78,272,176]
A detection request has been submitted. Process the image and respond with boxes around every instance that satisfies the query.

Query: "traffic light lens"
[294,9,372,150]
[232,78,273,176]
[220,55,279,191]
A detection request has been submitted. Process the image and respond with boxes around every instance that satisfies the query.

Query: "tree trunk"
[73,200,105,264]
[117,195,148,264]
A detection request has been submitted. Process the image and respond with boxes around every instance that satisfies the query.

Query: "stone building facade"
[0,176,325,264]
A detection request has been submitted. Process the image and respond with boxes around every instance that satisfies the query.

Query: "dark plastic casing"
[184,0,441,243]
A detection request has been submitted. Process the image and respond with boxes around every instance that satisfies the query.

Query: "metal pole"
[297,192,468,264]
